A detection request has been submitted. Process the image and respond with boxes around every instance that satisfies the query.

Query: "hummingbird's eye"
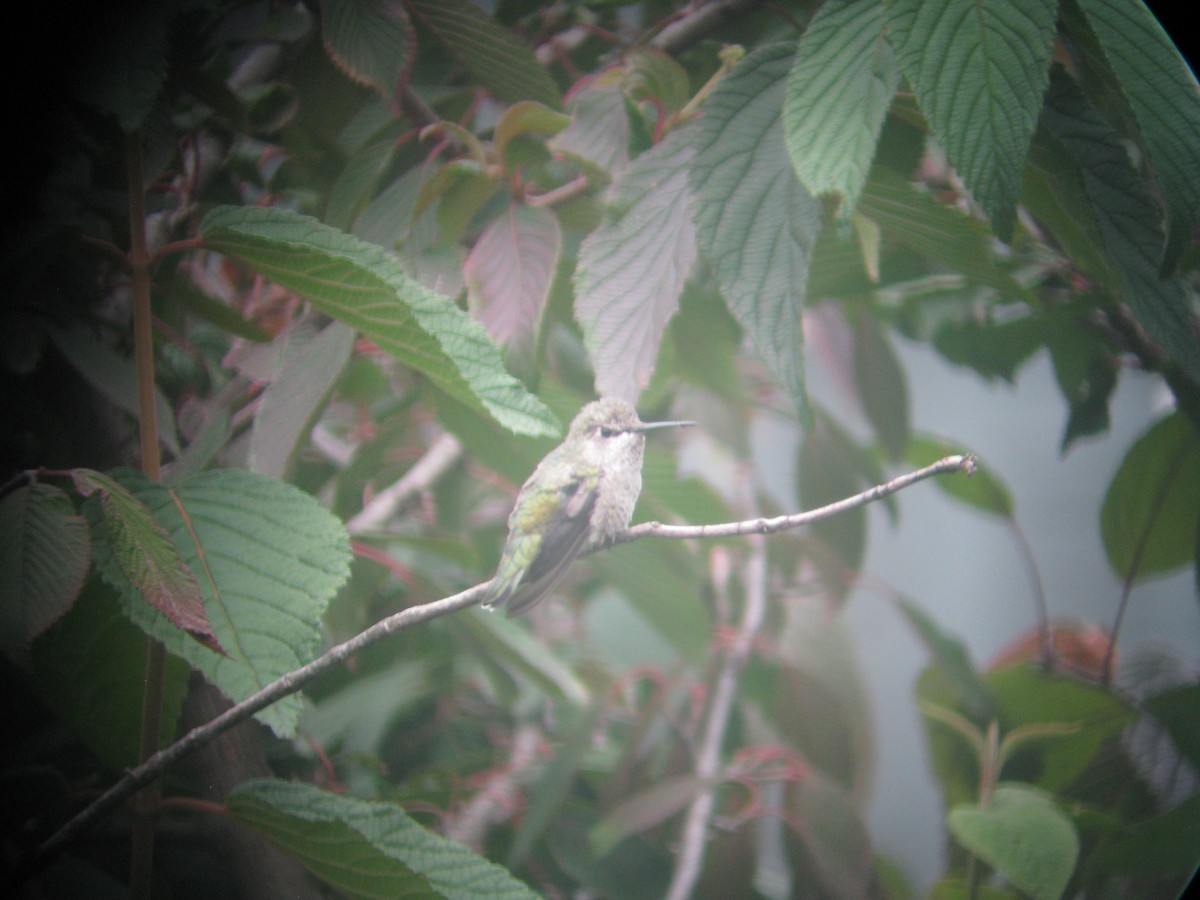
[599,426,620,438]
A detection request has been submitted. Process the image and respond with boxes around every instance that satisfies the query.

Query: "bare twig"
[651,0,767,55]
[346,432,463,533]
[26,454,973,877]
[666,531,768,900]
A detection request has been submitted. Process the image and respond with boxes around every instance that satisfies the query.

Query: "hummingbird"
[482,398,695,617]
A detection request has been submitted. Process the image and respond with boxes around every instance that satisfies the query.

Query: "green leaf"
[494,101,571,170]
[0,483,90,660]
[852,310,909,460]
[546,805,673,900]
[550,85,632,177]
[886,0,1058,239]
[622,48,692,114]
[575,127,697,403]
[249,321,356,479]
[783,0,898,214]
[200,205,559,437]
[31,578,189,771]
[1100,412,1200,582]
[1074,0,1200,272]
[1143,680,1200,771]
[319,0,412,99]
[947,783,1079,900]
[106,469,352,737]
[797,412,871,575]
[691,43,822,423]
[929,878,1021,900]
[465,204,561,350]
[1090,793,1200,879]
[72,468,217,652]
[986,665,1134,793]
[858,168,1029,301]
[1037,70,1200,382]
[909,436,1014,519]
[228,779,540,899]
[406,0,560,108]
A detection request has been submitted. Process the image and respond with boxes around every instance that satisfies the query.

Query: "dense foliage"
[2,1,1199,897]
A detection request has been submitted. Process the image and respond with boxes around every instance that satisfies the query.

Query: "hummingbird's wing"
[485,472,598,617]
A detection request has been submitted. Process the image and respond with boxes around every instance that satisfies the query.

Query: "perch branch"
[26,454,974,877]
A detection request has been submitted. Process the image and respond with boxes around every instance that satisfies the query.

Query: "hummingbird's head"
[566,399,696,464]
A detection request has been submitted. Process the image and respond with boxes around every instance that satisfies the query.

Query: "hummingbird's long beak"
[632,419,696,433]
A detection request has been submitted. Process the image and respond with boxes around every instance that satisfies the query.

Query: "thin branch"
[651,0,766,55]
[25,454,973,878]
[346,432,463,533]
[615,455,975,545]
[666,531,768,900]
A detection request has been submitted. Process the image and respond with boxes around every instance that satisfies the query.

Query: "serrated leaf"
[250,321,356,479]
[783,0,898,214]
[691,43,822,423]
[1100,412,1200,582]
[575,128,697,403]
[886,0,1058,239]
[319,0,411,99]
[1037,70,1200,382]
[406,0,560,108]
[909,436,1014,519]
[465,205,561,350]
[0,483,90,660]
[228,779,541,899]
[72,468,218,652]
[107,469,351,737]
[947,783,1079,900]
[30,578,189,771]
[1074,0,1200,272]
[200,205,559,437]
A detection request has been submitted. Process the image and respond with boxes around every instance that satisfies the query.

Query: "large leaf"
[550,85,632,177]
[886,0,1058,239]
[406,0,560,108]
[465,204,561,350]
[319,0,412,99]
[0,483,90,659]
[1074,0,1200,272]
[575,127,697,403]
[228,779,540,899]
[1100,412,1200,582]
[107,469,352,737]
[72,468,216,651]
[691,43,822,422]
[783,0,898,214]
[1037,71,1200,382]
[947,783,1079,900]
[986,665,1134,793]
[200,205,559,437]
[30,579,189,771]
